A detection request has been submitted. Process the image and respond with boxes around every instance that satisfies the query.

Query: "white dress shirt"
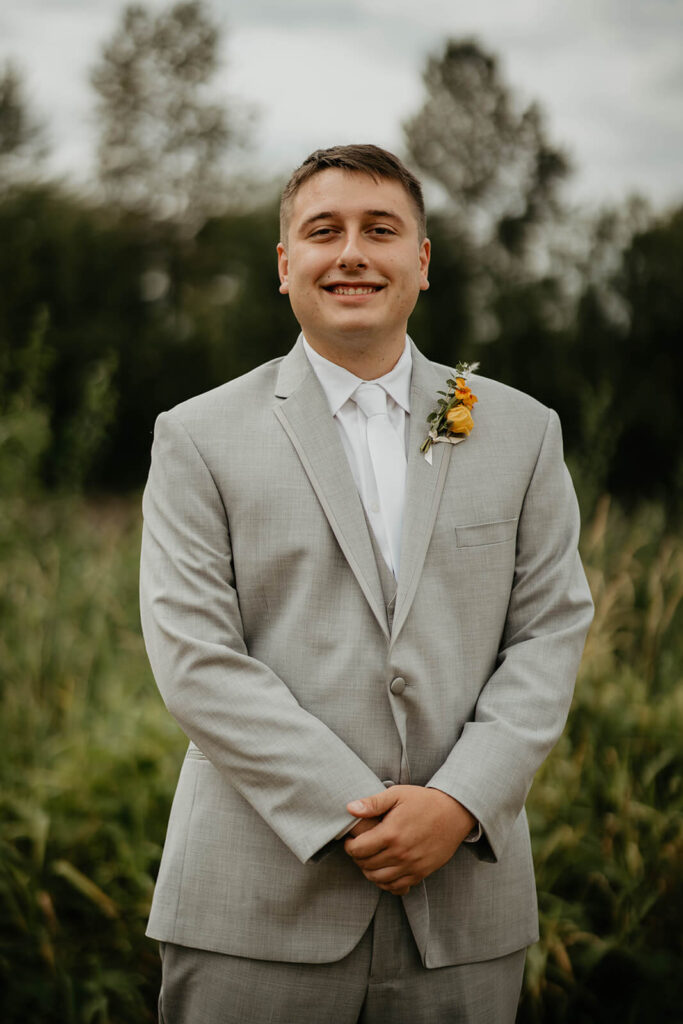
[303,335,411,576]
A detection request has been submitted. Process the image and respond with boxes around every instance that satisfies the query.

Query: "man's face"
[277,169,430,358]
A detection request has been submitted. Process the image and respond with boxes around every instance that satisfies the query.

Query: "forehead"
[289,168,418,230]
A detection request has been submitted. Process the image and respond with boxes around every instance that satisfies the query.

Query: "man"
[140,144,593,1022]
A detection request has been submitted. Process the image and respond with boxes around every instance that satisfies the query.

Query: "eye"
[309,227,336,238]
[368,226,396,236]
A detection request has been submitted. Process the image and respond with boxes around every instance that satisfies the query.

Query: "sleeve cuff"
[464,821,483,843]
[334,820,357,840]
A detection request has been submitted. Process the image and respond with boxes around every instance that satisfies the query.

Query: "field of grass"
[1,489,681,1023]
[523,497,683,1023]
[0,493,185,1023]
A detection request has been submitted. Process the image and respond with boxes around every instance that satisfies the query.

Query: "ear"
[419,237,431,292]
[277,242,289,294]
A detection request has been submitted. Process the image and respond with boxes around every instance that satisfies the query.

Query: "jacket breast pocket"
[454,517,518,548]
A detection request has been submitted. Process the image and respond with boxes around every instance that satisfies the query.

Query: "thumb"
[347,789,396,818]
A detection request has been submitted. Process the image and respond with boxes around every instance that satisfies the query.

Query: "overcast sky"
[2,0,682,208]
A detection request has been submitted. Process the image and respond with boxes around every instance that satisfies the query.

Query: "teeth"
[330,286,378,295]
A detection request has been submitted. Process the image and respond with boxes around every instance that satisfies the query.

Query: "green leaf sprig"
[420,361,479,454]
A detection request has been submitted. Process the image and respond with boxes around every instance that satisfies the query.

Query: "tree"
[403,37,578,387]
[90,1,247,232]
[404,39,570,258]
[0,62,48,189]
[597,203,683,507]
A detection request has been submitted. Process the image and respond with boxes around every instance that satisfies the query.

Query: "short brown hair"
[279,144,427,245]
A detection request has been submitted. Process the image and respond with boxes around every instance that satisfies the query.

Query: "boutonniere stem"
[421,361,479,458]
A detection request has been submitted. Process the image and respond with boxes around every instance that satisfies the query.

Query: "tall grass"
[0,488,681,1022]
[522,497,683,1023]
[0,493,184,1023]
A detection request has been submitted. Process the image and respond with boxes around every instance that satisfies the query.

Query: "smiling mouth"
[322,284,385,296]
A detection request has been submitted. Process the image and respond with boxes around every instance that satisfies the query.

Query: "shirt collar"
[302,335,412,416]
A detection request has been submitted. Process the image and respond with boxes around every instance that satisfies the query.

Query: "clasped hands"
[343,785,476,896]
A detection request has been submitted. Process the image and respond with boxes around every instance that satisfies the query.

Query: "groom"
[140,144,593,1022]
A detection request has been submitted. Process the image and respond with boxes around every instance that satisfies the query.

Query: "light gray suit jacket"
[140,338,593,968]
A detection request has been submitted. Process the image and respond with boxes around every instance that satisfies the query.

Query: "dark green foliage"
[1,182,682,507]
[406,212,474,364]
[0,185,298,489]
[0,186,142,489]
[603,208,683,501]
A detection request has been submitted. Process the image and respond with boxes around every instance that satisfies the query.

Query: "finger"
[345,839,390,863]
[344,828,391,859]
[347,789,397,819]
[348,816,382,838]
[368,870,417,892]
[361,864,417,886]
[347,848,400,870]
[379,883,411,896]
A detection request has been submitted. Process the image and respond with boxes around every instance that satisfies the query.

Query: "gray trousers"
[158,893,526,1023]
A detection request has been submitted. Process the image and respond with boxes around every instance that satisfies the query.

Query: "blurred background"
[0,2,681,1021]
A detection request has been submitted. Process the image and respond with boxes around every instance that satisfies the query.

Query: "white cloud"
[1,0,681,205]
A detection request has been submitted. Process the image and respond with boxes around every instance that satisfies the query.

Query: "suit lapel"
[392,344,454,643]
[273,340,390,640]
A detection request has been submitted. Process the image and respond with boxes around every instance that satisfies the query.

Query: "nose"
[337,232,367,270]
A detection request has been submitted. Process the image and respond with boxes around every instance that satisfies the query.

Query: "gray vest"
[364,510,398,633]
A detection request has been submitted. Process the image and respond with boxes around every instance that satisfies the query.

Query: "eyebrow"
[299,208,406,232]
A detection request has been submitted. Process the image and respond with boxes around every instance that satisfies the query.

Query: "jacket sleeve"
[427,408,594,862]
[140,410,384,864]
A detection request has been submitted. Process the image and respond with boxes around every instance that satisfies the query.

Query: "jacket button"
[382,779,397,788]
[390,676,406,695]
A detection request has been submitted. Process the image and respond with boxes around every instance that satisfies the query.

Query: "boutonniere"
[421,361,479,461]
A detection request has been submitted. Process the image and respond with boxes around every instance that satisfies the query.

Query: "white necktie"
[352,382,407,575]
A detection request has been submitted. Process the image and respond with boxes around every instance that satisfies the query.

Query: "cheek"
[286,267,313,295]
[394,266,422,297]
[291,259,326,289]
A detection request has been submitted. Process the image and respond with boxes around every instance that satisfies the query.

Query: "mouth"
[322,283,385,296]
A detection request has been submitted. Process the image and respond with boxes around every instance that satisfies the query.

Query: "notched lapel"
[392,347,456,643]
[273,341,390,640]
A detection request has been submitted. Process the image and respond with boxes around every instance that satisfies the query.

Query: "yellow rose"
[445,404,474,436]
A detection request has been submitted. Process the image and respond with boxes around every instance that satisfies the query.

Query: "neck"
[303,331,406,380]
